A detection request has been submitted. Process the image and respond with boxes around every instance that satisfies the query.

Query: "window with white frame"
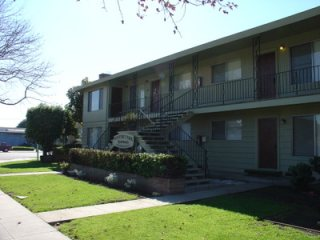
[139,89,145,108]
[293,115,320,156]
[290,43,313,84]
[88,89,103,112]
[212,119,242,140]
[212,59,242,83]
[87,127,102,148]
[175,72,192,90]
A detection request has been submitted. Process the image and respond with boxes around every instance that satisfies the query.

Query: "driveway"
[0,150,40,162]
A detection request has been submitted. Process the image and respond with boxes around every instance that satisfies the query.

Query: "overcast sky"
[0,0,319,127]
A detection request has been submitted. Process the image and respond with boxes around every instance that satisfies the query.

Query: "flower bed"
[68,149,187,194]
[69,163,185,194]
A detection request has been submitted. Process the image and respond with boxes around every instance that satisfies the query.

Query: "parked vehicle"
[0,142,12,152]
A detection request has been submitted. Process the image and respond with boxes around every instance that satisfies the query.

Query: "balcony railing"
[109,65,320,117]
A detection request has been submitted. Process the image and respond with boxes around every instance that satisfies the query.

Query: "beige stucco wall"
[188,102,319,175]
[82,85,109,147]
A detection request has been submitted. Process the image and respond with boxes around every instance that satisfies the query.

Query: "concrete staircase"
[185,163,211,192]
[136,111,211,190]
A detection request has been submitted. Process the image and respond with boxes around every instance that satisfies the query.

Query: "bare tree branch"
[76,1,237,34]
[0,0,50,105]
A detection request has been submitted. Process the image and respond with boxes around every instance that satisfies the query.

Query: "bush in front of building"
[309,156,320,174]
[69,148,187,178]
[52,143,82,162]
[288,163,315,191]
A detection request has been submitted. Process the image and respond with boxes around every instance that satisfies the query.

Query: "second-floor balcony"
[109,65,320,118]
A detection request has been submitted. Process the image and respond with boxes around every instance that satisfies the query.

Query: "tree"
[65,87,83,124]
[16,119,27,128]
[0,0,49,105]
[78,0,237,34]
[26,104,64,157]
[62,109,78,143]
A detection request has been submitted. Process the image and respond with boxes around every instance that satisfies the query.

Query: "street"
[0,150,40,162]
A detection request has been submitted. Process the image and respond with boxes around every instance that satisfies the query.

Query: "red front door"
[258,118,278,169]
[151,80,160,112]
[257,52,276,99]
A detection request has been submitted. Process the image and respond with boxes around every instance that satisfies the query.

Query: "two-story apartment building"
[79,7,320,177]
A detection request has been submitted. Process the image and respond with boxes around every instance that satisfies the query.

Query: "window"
[175,73,192,90]
[293,115,320,156]
[212,59,242,83]
[212,120,225,140]
[129,85,137,109]
[226,120,242,140]
[291,43,312,84]
[212,64,225,83]
[88,89,103,112]
[212,119,242,140]
[139,89,145,108]
[87,127,102,148]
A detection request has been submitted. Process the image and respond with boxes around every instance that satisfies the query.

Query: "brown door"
[257,52,276,99]
[110,87,122,117]
[258,118,277,169]
[151,80,160,112]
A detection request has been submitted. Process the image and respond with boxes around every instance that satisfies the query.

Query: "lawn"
[0,174,137,212]
[0,160,59,174]
[59,189,320,240]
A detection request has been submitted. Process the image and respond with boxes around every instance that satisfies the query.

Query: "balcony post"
[169,62,175,111]
[192,54,199,108]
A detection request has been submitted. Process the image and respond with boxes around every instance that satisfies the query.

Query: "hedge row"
[69,148,187,178]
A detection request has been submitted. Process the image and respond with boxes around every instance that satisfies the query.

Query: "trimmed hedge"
[12,146,35,151]
[69,148,187,178]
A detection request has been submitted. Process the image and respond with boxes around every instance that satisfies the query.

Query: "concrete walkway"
[0,172,61,177]
[0,190,70,240]
[37,182,269,223]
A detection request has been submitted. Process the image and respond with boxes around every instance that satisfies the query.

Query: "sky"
[0,0,319,127]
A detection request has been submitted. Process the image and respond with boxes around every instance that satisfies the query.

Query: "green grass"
[0,174,137,212]
[59,193,320,240]
[0,160,59,174]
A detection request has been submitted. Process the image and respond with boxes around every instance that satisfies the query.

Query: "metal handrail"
[168,125,208,176]
[138,108,154,125]
[92,128,109,150]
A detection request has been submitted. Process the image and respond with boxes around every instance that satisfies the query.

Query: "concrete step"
[139,131,161,136]
[185,172,206,178]
[186,167,203,173]
[140,135,164,139]
[144,140,170,145]
[185,178,210,186]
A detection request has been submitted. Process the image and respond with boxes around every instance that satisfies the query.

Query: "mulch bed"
[247,185,320,232]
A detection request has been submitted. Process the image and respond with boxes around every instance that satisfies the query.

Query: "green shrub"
[52,144,82,162]
[53,147,70,162]
[309,156,320,174]
[12,146,35,151]
[288,163,315,191]
[69,148,187,178]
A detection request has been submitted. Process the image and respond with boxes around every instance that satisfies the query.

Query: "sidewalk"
[0,190,70,240]
[37,182,268,223]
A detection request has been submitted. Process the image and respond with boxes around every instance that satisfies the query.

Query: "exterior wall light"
[279,45,286,52]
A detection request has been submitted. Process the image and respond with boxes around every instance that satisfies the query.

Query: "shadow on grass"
[193,186,320,232]
[0,161,60,171]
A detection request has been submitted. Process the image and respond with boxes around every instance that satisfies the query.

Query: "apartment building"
[79,7,320,177]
